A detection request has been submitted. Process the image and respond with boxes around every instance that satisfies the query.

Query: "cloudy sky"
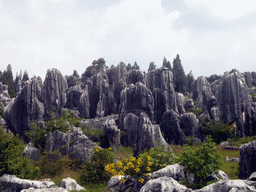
[0,0,256,80]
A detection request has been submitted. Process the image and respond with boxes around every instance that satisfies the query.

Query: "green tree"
[178,136,223,188]
[148,62,156,72]
[22,70,29,81]
[172,54,188,93]
[127,63,132,71]
[1,64,15,98]
[133,61,140,70]
[163,57,172,71]
[187,70,195,93]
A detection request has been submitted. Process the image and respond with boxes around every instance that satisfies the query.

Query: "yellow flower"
[123,166,128,171]
[95,149,99,153]
[138,178,144,183]
[134,167,140,173]
[146,167,150,172]
[146,173,151,179]
[108,147,112,151]
[120,178,126,183]
[127,162,134,168]
[147,156,152,161]
[147,161,152,166]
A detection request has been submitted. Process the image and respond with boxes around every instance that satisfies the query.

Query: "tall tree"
[172,54,188,93]
[22,70,29,81]
[1,64,15,97]
[163,57,172,71]
[148,62,156,71]
[132,61,140,70]
[73,70,79,78]
[126,63,132,71]
[187,70,195,93]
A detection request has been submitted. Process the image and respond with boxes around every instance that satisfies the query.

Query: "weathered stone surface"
[77,85,90,118]
[65,86,83,110]
[119,82,154,130]
[43,68,68,120]
[225,156,239,162]
[223,146,239,150]
[248,172,256,181]
[194,179,256,192]
[123,112,170,155]
[23,143,41,161]
[215,69,252,136]
[0,174,57,192]
[146,68,178,123]
[176,93,186,114]
[21,187,68,192]
[205,170,230,182]
[150,164,186,181]
[45,127,99,161]
[180,112,200,138]
[103,118,120,151]
[0,82,11,106]
[60,177,85,191]
[140,176,193,192]
[239,141,256,179]
[184,99,194,111]
[4,77,44,141]
[126,69,144,85]
[243,72,253,88]
[160,110,186,145]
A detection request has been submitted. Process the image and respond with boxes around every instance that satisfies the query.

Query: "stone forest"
[1,55,256,191]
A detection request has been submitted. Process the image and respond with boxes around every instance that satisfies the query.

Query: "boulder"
[239,141,256,179]
[45,127,99,161]
[146,68,178,123]
[248,172,256,181]
[194,179,256,192]
[205,170,230,182]
[23,143,41,161]
[43,68,68,120]
[60,177,85,191]
[4,77,44,141]
[140,176,193,192]
[0,174,57,192]
[103,118,121,151]
[123,112,170,156]
[119,82,154,130]
[225,156,239,163]
[21,188,68,192]
[159,110,186,145]
[184,99,194,111]
[180,113,200,139]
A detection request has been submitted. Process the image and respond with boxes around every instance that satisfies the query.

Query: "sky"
[0,0,256,80]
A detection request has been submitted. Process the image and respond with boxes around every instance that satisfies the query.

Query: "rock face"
[119,82,154,130]
[45,127,99,161]
[103,118,121,151]
[78,85,90,118]
[60,177,85,191]
[123,112,170,155]
[146,67,178,123]
[0,174,59,192]
[43,68,68,120]
[126,69,144,85]
[194,179,256,192]
[140,176,193,192]
[65,86,83,110]
[0,82,11,106]
[23,143,41,161]
[215,69,252,136]
[239,141,256,179]
[4,77,44,141]
[180,112,200,138]
[160,110,186,145]
[176,93,186,114]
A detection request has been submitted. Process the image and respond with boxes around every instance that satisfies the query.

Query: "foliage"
[126,63,132,71]
[138,144,174,172]
[187,107,202,119]
[201,121,235,144]
[0,64,16,98]
[81,126,105,146]
[0,126,40,179]
[178,136,223,189]
[105,154,152,184]
[0,102,4,117]
[206,74,221,84]
[172,54,188,93]
[148,62,156,72]
[132,62,140,70]
[251,91,256,102]
[80,147,115,184]
[227,135,256,147]
[163,57,172,71]
[187,70,195,93]
[22,70,29,81]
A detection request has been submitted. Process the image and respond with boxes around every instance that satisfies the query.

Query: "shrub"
[138,144,174,172]
[178,136,223,189]
[80,147,115,184]
[201,121,235,144]
[0,126,40,179]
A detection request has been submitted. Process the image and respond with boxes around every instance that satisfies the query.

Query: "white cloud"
[185,0,256,21]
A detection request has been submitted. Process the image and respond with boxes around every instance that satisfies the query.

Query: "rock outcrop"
[103,118,121,151]
[78,85,90,118]
[140,176,193,192]
[43,68,68,120]
[119,82,154,130]
[239,141,256,179]
[0,82,11,106]
[45,127,99,161]
[146,67,178,123]
[160,110,186,145]
[60,177,85,191]
[4,77,44,141]
[23,143,41,161]
[65,86,83,110]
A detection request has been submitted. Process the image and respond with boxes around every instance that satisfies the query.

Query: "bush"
[178,136,223,189]
[0,127,39,179]
[80,147,115,184]
[138,144,174,172]
[201,121,235,144]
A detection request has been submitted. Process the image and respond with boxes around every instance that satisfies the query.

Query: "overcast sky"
[0,0,256,80]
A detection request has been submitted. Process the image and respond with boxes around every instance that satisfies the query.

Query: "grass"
[112,146,133,161]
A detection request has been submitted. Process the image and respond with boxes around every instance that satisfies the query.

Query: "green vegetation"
[178,137,223,189]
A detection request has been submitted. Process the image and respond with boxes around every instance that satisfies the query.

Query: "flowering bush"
[80,146,115,184]
[105,155,152,184]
